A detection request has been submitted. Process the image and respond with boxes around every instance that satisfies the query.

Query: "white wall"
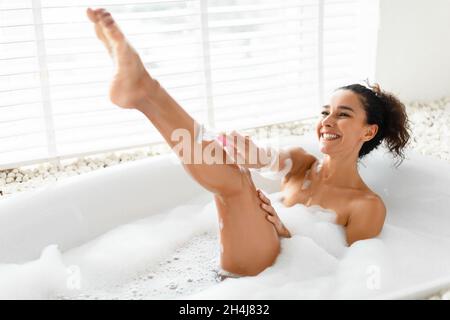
[375,0,450,102]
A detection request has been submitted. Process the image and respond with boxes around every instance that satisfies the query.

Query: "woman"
[86,8,411,277]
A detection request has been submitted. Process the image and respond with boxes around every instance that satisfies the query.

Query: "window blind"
[0,0,378,169]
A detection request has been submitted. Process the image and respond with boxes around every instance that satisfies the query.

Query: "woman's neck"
[318,153,364,189]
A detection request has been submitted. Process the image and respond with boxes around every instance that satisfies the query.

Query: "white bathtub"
[1,133,450,299]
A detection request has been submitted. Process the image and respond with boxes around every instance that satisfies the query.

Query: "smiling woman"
[268,83,412,246]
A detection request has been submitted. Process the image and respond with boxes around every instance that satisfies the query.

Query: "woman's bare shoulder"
[350,188,386,218]
[345,192,386,245]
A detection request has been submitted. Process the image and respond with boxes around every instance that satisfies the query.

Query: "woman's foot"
[86,8,158,109]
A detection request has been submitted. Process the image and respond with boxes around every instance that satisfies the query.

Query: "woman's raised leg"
[87,8,280,276]
[86,8,242,195]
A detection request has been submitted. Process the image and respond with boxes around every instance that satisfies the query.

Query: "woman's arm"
[225,132,316,179]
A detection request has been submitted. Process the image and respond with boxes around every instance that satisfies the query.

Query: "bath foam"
[0,245,69,299]
[0,200,219,299]
[0,199,349,299]
[62,201,219,288]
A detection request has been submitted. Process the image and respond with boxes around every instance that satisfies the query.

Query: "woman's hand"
[223,131,276,169]
[257,189,291,238]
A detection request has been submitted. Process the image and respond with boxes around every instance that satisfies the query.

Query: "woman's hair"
[338,82,412,166]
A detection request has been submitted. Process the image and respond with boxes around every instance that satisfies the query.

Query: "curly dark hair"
[338,82,412,167]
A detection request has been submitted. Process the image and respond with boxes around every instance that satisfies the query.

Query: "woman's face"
[315,89,378,157]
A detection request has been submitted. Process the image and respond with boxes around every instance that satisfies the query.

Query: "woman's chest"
[281,171,357,226]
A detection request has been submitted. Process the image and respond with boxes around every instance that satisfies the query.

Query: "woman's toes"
[87,8,107,23]
[101,16,114,27]
[93,12,124,41]
[86,8,98,22]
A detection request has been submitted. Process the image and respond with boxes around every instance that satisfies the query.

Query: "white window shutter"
[0,0,378,169]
